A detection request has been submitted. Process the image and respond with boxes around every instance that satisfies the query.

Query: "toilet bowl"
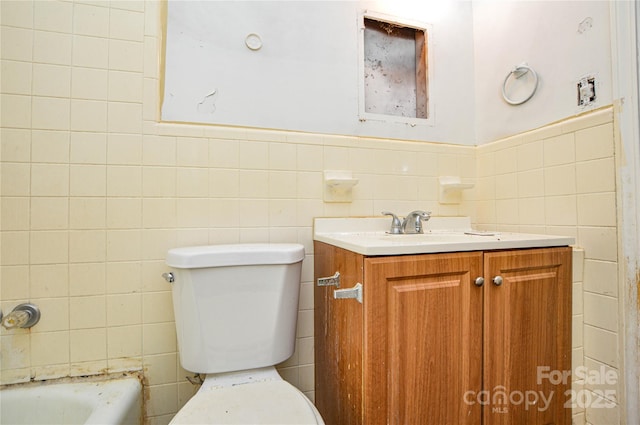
[170,367,323,424]
[164,243,324,425]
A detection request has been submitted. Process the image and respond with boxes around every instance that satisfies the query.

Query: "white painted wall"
[162,0,476,145]
[472,0,612,144]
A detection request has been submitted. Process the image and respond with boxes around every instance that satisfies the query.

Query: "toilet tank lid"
[166,243,305,269]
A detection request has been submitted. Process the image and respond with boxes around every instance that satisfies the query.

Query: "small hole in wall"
[363,17,429,119]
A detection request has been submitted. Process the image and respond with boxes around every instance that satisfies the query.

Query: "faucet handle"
[381,211,403,234]
[403,210,432,234]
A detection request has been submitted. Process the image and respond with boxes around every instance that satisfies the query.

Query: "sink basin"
[314,217,575,256]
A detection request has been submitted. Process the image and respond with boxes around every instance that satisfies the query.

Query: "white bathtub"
[0,375,142,425]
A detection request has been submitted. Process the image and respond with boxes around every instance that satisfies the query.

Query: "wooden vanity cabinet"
[314,242,572,425]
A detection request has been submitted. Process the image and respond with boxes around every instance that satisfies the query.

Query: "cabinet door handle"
[474,277,485,287]
[334,283,363,303]
[493,276,504,286]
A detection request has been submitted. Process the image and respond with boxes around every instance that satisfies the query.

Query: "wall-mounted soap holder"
[439,176,474,204]
[324,170,359,203]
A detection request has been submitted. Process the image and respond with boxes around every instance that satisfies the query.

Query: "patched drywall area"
[362,18,428,120]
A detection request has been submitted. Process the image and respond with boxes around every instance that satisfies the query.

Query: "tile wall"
[0,1,476,423]
[475,107,621,424]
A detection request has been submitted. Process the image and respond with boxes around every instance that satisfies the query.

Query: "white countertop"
[313,217,575,256]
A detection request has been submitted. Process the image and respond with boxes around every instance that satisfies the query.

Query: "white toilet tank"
[165,243,305,374]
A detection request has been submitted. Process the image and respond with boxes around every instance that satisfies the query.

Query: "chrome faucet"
[402,210,431,234]
[382,211,403,234]
[382,210,431,234]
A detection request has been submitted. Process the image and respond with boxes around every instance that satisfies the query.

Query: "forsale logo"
[463,366,617,412]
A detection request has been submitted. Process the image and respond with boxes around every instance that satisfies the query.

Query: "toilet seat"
[170,368,323,425]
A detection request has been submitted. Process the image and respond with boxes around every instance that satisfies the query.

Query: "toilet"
[165,243,324,425]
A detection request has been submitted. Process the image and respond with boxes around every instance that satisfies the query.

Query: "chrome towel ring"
[502,63,538,105]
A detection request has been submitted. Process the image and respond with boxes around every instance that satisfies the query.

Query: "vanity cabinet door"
[483,247,572,425]
[363,251,484,425]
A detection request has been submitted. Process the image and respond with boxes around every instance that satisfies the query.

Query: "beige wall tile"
[146,384,179,417]
[578,227,617,262]
[209,139,239,168]
[577,193,617,227]
[108,39,143,72]
[269,171,297,199]
[239,170,269,198]
[583,292,618,332]
[70,328,107,362]
[142,198,176,229]
[1,60,33,95]
[1,27,33,61]
[240,141,269,170]
[143,135,176,166]
[516,140,543,171]
[31,264,69,298]
[106,261,142,294]
[2,163,30,196]
[269,142,297,170]
[2,197,30,230]
[70,295,106,329]
[70,164,107,196]
[32,130,70,163]
[31,297,69,332]
[176,168,208,198]
[31,197,68,230]
[106,229,142,261]
[31,163,69,196]
[109,8,144,42]
[71,100,108,132]
[1,334,30,370]
[107,293,142,326]
[1,266,30,300]
[33,0,73,33]
[72,34,109,69]
[73,3,109,37]
[1,1,34,28]
[142,322,176,355]
[1,94,31,128]
[584,325,618,368]
[518,197,545,225]
[576,158,616,194]
[69,262,105,296]
[108,70,143,103]
[30,231,69,264]
[70,132,107,164]
[33,30,72,65]
[107,134,142,164]
[544,164,576,196]
[141,229,176,261]
[32,96,70,130]
[69,230,106,263]
[69,198,106,229]
[573,314,583,348]
[32,63,71,97]
[545,195,577,226]
[177,137,209,167]
[575,123,614,162]
[1,232,30,266]
[107,325,142,358]
[107,165,142,197]
[544,133,575,167]
[144,353,178,386]
[583,260,618,297]
[142,291,174,324]
[1,128,31,162]
[142,167,177,197]
[517,169,545,199]
[30,331,70,366]
[106,198,142,229]
[495,173,518,199]
[71,67,108,100]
